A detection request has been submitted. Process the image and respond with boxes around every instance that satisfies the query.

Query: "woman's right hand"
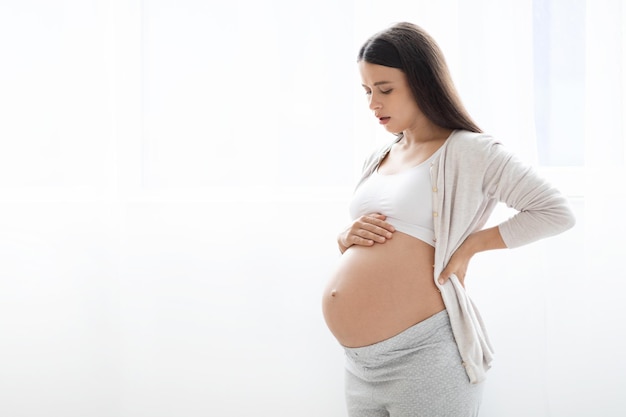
[337,213,395,253]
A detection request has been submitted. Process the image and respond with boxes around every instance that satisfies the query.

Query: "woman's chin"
[384,125,402,135]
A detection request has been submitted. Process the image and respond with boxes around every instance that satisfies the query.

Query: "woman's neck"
[401,121,453,146]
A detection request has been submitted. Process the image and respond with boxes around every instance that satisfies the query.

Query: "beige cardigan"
[356,130,576,383]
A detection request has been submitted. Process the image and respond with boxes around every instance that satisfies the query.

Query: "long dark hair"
[358,22,481,133]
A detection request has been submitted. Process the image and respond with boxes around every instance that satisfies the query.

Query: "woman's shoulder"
[447,129,500,151]
[444,130,510,167]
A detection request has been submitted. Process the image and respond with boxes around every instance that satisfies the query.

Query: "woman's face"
[358,61,424,134]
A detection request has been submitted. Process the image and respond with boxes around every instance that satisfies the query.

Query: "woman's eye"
[363,89,391,96]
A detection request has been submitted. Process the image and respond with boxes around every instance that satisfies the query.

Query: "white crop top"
[349,148,442,247]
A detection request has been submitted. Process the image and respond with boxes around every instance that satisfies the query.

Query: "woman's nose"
[368,94,382,111]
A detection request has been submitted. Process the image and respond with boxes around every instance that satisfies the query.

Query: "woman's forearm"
[463,226,507,257]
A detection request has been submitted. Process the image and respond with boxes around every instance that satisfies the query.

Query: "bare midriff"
[322,231,445,348]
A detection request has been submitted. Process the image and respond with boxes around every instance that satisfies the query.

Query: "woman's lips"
[379,117,390,125]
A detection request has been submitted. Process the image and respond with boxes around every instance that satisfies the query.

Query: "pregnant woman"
[322,22,575,417]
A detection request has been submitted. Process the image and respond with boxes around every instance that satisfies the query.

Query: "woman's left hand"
[438,245,472,287]
[437,227,507,287]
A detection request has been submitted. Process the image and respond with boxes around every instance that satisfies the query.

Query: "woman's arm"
[438,139,575,284]
[438,226,506,285]
[488,149,576,248]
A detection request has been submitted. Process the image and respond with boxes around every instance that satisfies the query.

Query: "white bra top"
[349,147,442,247]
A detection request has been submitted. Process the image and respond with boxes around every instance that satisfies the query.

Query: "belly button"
[331,289,337,297]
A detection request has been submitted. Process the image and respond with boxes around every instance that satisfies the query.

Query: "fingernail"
[438,278,444,285]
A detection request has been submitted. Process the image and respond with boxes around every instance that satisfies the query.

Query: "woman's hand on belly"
[338,213,396,253]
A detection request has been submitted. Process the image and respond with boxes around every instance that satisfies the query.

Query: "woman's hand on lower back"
[438,247,472,287]
[438,227,507,286]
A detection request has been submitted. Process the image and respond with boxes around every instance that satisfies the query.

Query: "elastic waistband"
[343,309,449,360]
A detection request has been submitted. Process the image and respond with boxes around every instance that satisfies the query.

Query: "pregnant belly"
[322,232,444,348]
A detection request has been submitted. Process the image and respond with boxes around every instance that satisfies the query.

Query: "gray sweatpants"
[343,310,483,417]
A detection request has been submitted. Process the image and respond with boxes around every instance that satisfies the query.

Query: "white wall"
[1,1,625,416]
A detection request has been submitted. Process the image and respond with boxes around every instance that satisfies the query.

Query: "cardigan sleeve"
[484,143,576,248]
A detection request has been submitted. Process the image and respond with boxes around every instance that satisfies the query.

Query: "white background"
[0,1,624,416]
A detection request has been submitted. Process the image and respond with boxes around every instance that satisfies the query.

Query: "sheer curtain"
[0,1,624,417]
